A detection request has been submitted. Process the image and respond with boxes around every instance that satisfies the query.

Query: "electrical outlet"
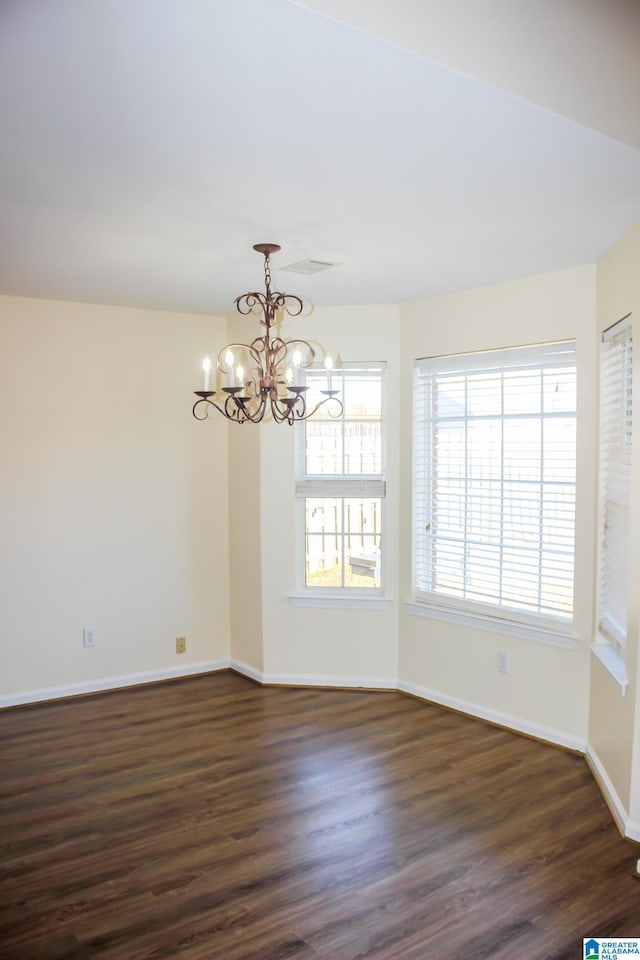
[176,636,186,654]
[497,650,509,674]
[83,627,97,648]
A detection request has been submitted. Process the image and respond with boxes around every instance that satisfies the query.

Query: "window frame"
[294,361,387,598]
[593,314,632,689]
[411,340,577,644]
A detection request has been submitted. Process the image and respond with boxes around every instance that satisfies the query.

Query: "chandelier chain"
[264,253,272,298]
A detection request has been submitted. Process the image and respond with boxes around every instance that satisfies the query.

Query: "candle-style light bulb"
[292,349,302,369]
[224,349,235,387]
[202,356,212,391]
[286,367,294,385]
[236,365,244,388]
[324,354,333,390]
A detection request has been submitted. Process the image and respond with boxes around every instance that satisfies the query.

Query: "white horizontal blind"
[597,316,633,650]
[413,341,577,621]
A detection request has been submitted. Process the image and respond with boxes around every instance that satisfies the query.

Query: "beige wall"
[227,314,264,673]
[0,295,230,701]
[398,265,598,744]
[591,218,640,819]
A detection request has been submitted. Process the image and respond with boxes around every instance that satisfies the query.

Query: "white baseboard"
[229,658,264,684]
[586,744,640,842]
[397,678,587,753]
[230,659,397,689]
[0,659,231,709]
[264,671,397,689]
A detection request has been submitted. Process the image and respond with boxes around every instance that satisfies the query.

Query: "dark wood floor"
[0,671,637,960]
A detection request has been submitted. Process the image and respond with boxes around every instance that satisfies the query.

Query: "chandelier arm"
[267,337,290,370]
[234,292,269,317]
[274,406,297,425]
[224,394,247,422]
[270,293,304,317]
[270,404,288,424]
[271,389,308,424]
[293,391,307,419]
[192,394,240,421]
[249,336,269,359]
[271,393,288,422]
[304,395,344,421]
[242,376,261,400]
[236,394,268,423]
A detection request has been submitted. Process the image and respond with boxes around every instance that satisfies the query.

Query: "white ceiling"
[1,0,639,315]
[295,0,640,151]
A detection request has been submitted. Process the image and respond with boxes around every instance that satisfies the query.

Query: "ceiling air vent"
[281,259,337,275]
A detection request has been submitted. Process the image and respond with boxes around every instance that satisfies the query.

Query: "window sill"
[404,599,575,649]
[591,641,628,693]
[288,593,392,610]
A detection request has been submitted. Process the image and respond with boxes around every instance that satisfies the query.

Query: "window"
[413,341,577,627]
[596,315,632,656]
[296,362,386,591]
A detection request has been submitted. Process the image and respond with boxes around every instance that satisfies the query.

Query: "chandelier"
[193,243,343,425]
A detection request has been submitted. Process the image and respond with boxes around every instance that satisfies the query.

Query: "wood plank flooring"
[0,671,638,959]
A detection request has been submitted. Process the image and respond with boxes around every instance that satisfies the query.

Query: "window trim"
[591,640,628,693]
[404,598,575,649]
[288,593,392,610]
[411,340,577,632]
